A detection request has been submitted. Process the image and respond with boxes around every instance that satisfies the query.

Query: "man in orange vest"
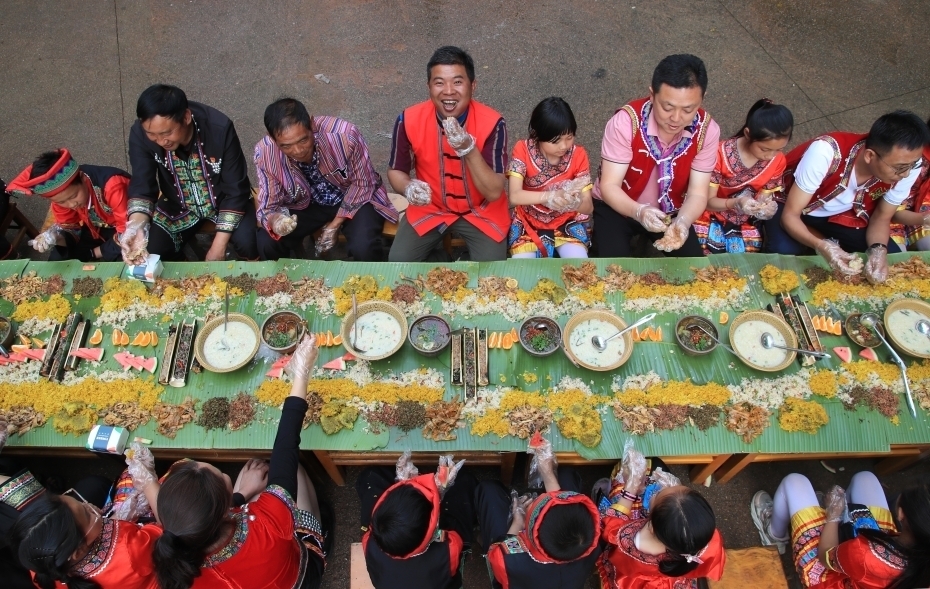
[387,46,509,262]
[593,54,720,258]
[767,111,929,283]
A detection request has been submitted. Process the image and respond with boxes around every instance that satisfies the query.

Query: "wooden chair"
[3,201,41,252]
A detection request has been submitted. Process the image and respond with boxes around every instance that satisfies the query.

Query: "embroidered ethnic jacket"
[52,165,130,246]
[617,97,712,213]
[402,100,510,240]
[782,132,892,229]
[361,474,464,589]
[127,101,251,233]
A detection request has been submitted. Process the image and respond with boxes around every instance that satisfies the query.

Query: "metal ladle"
[917,319,930,339]
[351,293,366,353]
[694,324,738,356]
[592,313,656,352]
[862,314,917,418]
[760,332,830,359]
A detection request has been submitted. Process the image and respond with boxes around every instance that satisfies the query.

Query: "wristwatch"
[867,243,888,252]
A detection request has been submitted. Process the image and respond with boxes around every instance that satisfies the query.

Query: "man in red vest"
[766,111,929,283]
[593,54,720,258]
[387,46,509,262]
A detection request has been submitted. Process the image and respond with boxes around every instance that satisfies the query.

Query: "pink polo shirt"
[594,106,720,207]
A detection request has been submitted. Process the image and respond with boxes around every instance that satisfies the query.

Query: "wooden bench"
[1,201,40,252]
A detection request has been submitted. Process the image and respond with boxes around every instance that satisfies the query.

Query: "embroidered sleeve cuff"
[215,211,243,233]
[127,198,154,217]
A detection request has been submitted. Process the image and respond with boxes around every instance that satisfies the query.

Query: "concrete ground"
[2,0,930,587]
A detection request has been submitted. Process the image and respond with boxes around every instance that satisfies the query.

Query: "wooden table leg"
[312,450,346,486]
[714,453,758,484]
[875,447,930,475]
[688,454,732,485]
[500,453,516,487]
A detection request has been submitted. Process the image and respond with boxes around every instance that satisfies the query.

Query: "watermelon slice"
[271,355,292,369]
[140,356,157,374]
[126,355,145,371]
[322,357,347,371]
[7,352,28,362]
[832,346,852,363]
[859,348,878,362]
[342,352,356,362]
[0,356,10,366]
[22,349,46,362]
[529,430,546,449]
[265,366,284,379]
[70,348,104,362]
[113,351,133,370]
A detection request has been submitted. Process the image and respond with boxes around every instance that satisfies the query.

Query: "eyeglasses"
[872,150,923,175]
[63,488,101,544]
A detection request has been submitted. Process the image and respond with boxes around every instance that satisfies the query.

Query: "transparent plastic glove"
[650,466,681,489]
[634,204,669,233]
[507,489,535,528]
[654,218,690,252]
[752,192,778,221]
[865,246,889,284]
[284,333,318,380]
[527,435,557,489]
[120,217,150,265]
[442,117,476,157]
[922,214,930,230]
[617,439,647,496]
[395,449,420,481]
[315,226,339,256]
[404,179,433,206]
[109,489,149,522]
[29,225,61,253]
[124,442,156,490]
[824,485,847,523]
[541,189,572,212]
[434,454,465,499]
[270,209,298,237]
[815,240,860,275]
[732,196,769,218]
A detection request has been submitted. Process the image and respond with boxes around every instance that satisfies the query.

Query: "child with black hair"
[597,445,725,589]
[475,437,601,589]
[357,453,477,589]
[507,96,593,258]
[694,99,794,254]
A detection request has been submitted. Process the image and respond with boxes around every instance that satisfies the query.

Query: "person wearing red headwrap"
[7,149,129,262]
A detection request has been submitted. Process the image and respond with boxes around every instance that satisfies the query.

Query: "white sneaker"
[751,491,788,554]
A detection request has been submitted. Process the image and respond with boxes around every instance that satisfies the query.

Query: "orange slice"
[510,327,518,341]
[488,332,499,348]
[333,334,343,345]
[719,311,729,325]
[631,326,641,342]
[17,334,31,346]
[150,331,159,346]
[130,332,145,346]
[141,332,153,347]
[812,315,823,331]
[326,330,334,347]
[825,318,836,334]
[832,320,842,336]
[31,338,45,349]
[11,344,31,354]
[89,328,103,346]
[111,329,122,346]
[652,327,663,342]
[640,326,654,341]
[502,333,514,350]
[120,331,130,346]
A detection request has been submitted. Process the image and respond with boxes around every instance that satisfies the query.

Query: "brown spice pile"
[603,264,638,292]
[613,405,659,435]
[228,393,257,430]
[687,405,721,431]
[99,402,151,430]
[0,272,64,304]
[843,385,900,418]
[725,403,770,443]
[302,393,324,428]
[653,404,690,431]
[802,267,832,289]
[255,272,293,296]
[0,406,47,436]
[887,256,930,280]
[507,405,553,439]
[637,271,671,287]
[363,403,398,435]
[71,277,104,298]
[693,265,741,283]
[198,397,230,430]
[291,277,328,306]
[395,400,427,432]
[391,284,420,304]
[562,261,600,290]
[179,274,217,296]
[425,267,469,298]
[153,398,197,438]
[476,276,517,300]
[225,273,257,294]
[422,400,463,441]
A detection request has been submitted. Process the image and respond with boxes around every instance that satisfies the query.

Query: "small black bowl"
[408,315,452,357]
[519,316,562,357]
[675,315,718,357]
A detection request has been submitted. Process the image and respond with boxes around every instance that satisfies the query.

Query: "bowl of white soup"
[563,310,633,371]
[884,299,930,359]
[194,313,261,373]
[341,300,407,361]
[729,310,797,372]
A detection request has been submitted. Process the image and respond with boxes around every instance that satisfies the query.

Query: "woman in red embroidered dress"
[752,472,930,589]
[597,446,725,589]
[507,97,593,259]
[693,99,793,254]
[150,334,326,589]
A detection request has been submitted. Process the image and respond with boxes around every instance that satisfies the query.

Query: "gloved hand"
[315,226,339,256]
[634,204,669,233]
[508,490,535,529]
[824,485,847,523]
[922,214,930,229]
[120,216,150,265]
[395,450,420,481]
[754,193,778,220]
[617,439,647,497]
[404,179,432,206]
[124,442,156,490]
[815,240,860,275]
[650,467,682,489]
[29,225,62,253]
[285,333,318,381]
[865,246,889,284]
[527,435,557,489]
[434,454,465,499]
[270,209,298,237]
[442,117,476,157]
[654,217,690,252]
[541,189,577,212]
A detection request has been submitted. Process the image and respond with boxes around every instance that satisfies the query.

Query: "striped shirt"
[254,116,397,235]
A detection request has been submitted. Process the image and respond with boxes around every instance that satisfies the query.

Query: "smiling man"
[593,54,719,258]
[766,111,930,284]
[121,84,257,263]
[7,149,130,261]
[387,46,509,262]
[253,98,397,261]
